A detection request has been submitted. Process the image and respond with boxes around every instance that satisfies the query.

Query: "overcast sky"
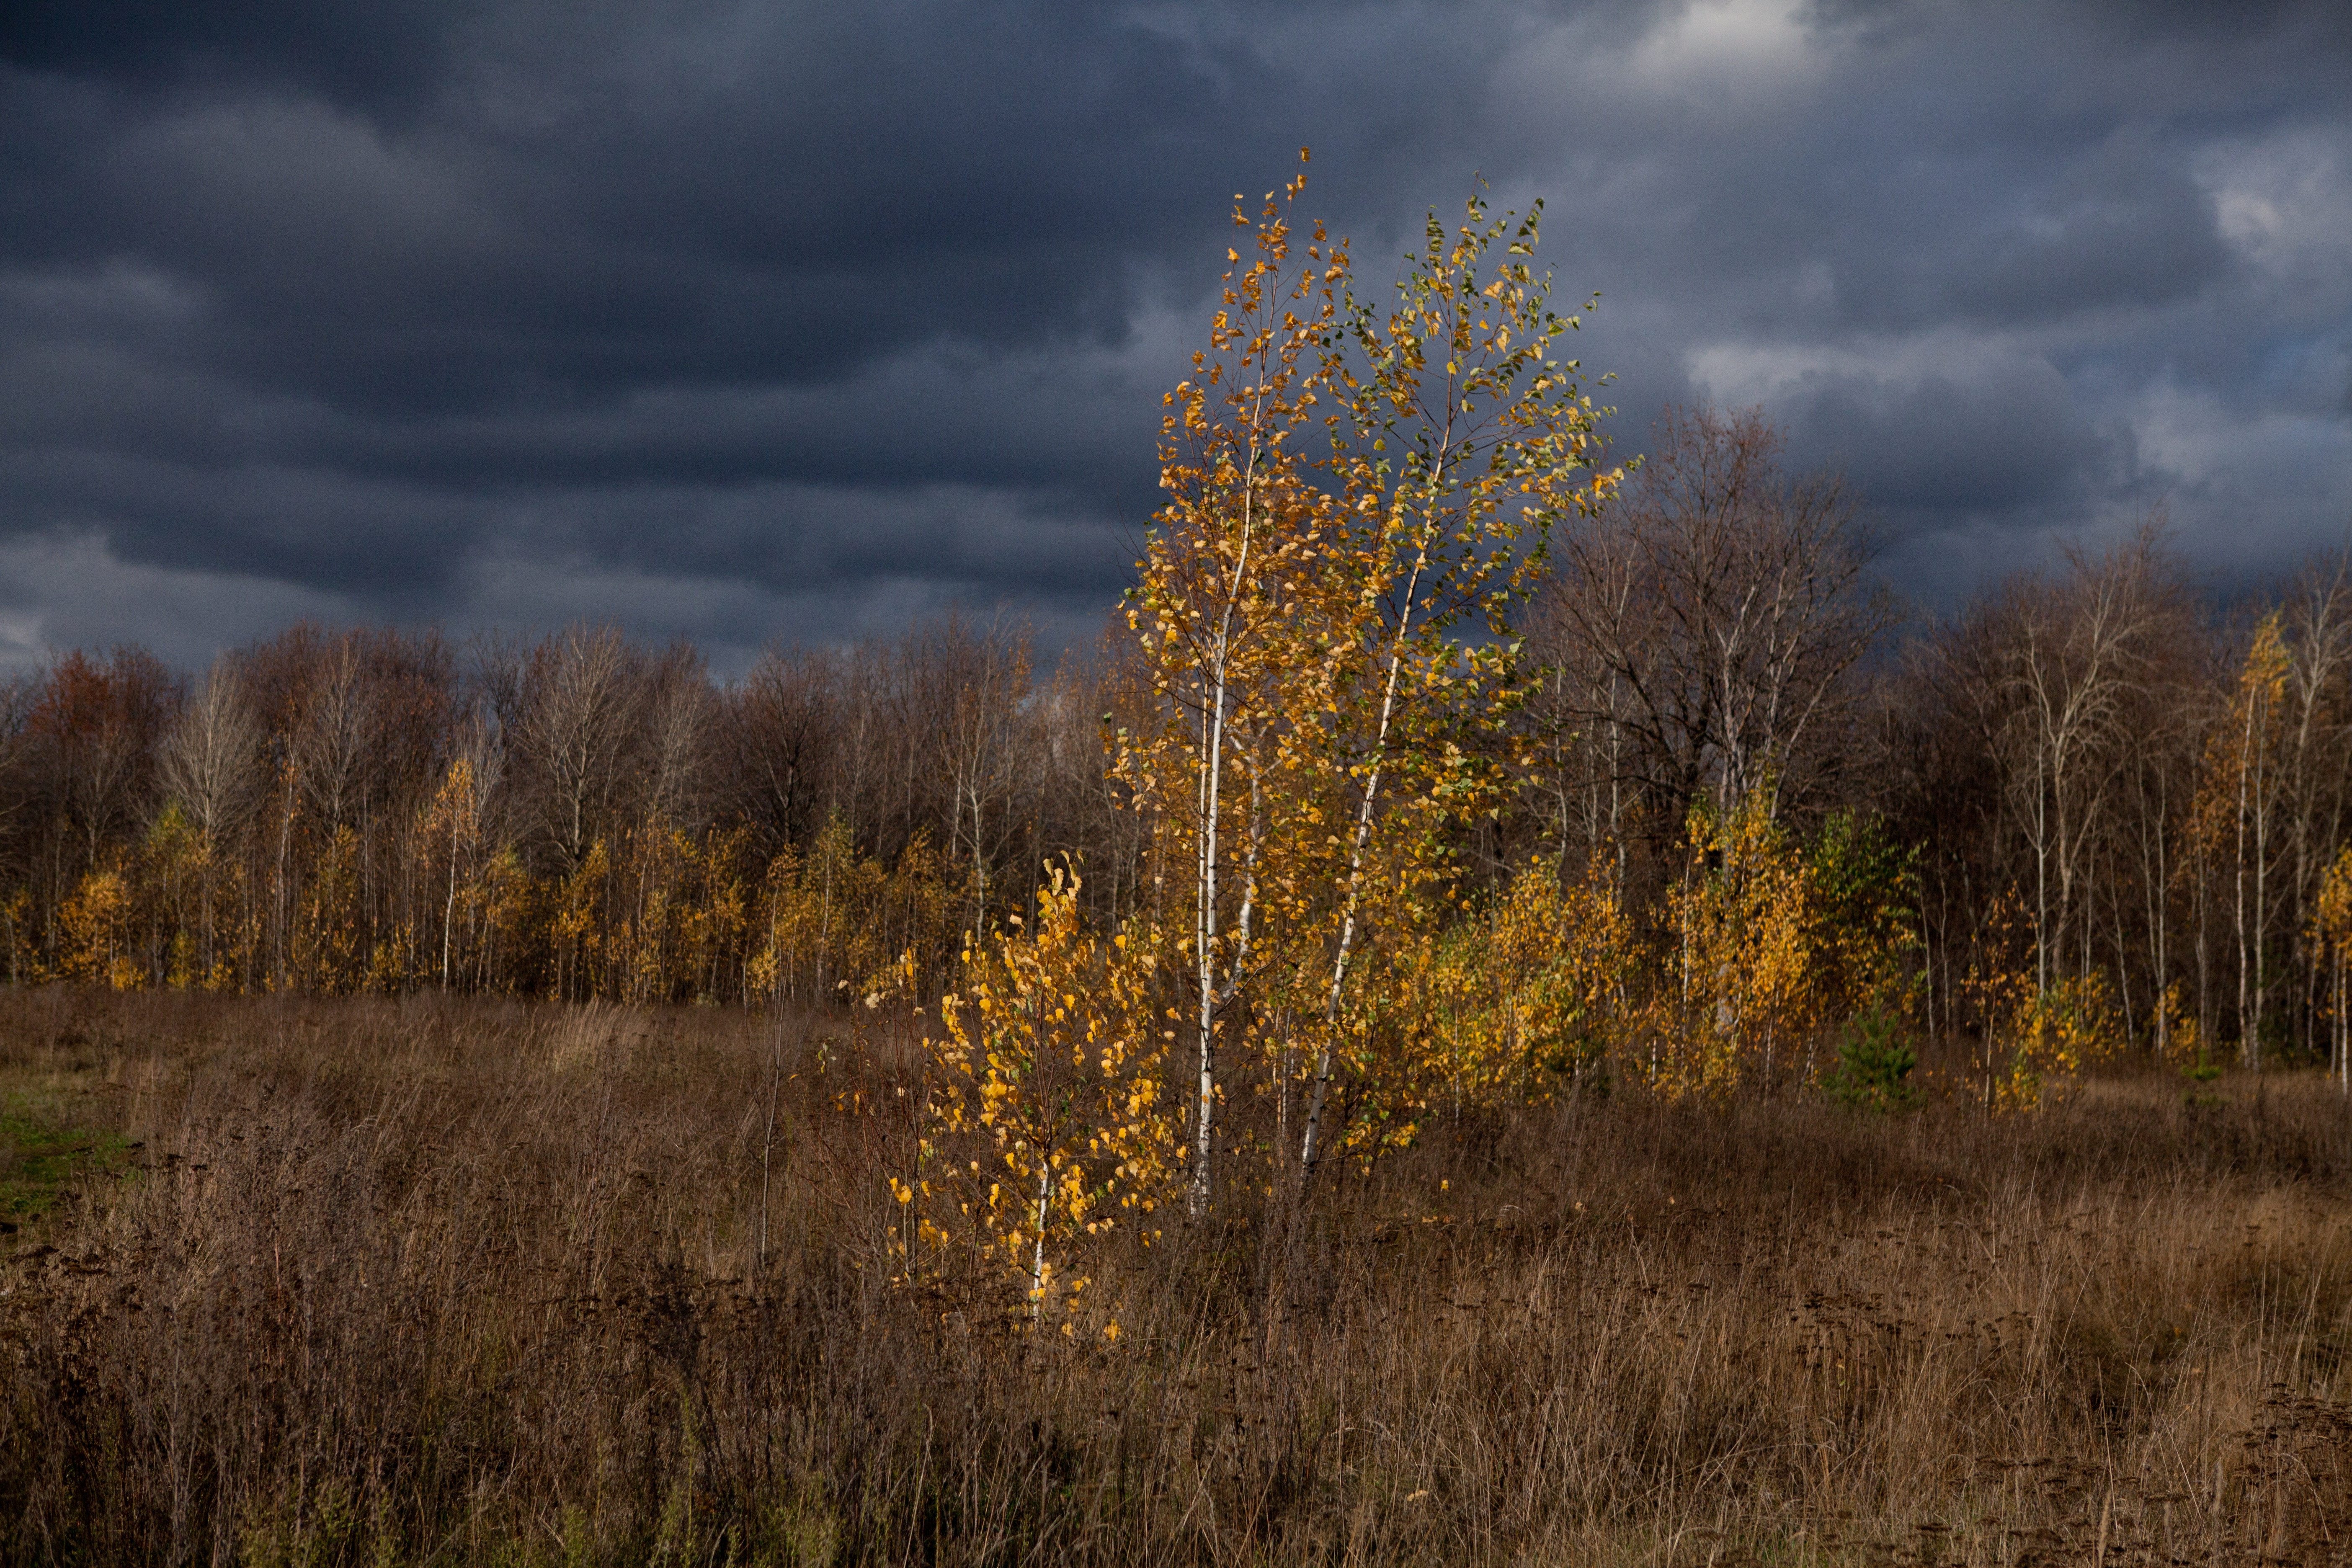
[2,0,2347,672]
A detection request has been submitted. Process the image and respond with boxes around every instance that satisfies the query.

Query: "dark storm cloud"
[1942,137,2231,326]
[0,0,2347,668]
[1791,357,2121,516]
[0,0,464,112]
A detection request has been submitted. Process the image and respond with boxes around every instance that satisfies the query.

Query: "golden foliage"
[39,772,966,1013]
[1654,792,1820,1096]
[1420,857,1630,1104]
[1998,972,2125,1110]
[903,864,1175,1332]
[750,815,956,1010]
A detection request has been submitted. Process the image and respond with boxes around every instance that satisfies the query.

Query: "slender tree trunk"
[1299,531,1439,1185]
[1188,435,1262,1219]
[2236,734,2251,1065]
[2033,745,2052,998]
[1031,1156,1051,1318]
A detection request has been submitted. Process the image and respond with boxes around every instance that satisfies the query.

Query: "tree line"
[0,614,1142,1009]
[0,446,2345,1101]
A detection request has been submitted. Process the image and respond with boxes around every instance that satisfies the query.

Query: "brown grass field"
[1,988,2349,1566]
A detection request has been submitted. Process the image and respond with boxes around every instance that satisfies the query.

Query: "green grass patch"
[0,1087,136,1232]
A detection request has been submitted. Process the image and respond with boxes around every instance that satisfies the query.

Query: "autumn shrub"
[905,863,1175,1326]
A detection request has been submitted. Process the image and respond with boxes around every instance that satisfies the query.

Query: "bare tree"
[0,672,40,864]
[290,637,371,836]
[906,612,1033,930]
[158,654,264,978]
[162,654,265,848]
[27,648,181,885]
[2280,550,2352,1057]
[642,644,714,830]
[1535,405,1893,846]
[2113,650,2202,1054]
[722,646,839,858]
[1969,527,2171,997]
[516,625,646,871]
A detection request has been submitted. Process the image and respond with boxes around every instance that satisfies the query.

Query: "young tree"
[2318,844,2352,1094]
[1656,788,1817,1096]
[912,863,1173,1327]
[2195,613,2293,1066]
[424,750,496,989]
[1294,190,1620,1182]
[1120,154,1349,1217]
[1399,855,1629,1111]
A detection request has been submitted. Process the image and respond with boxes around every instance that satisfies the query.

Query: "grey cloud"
[0,0,2346,665]
[1945,136,2231,325]
[0,0,467,114]
[1786,357,2125,517]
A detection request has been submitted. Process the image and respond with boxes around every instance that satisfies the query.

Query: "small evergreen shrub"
[1823,1002,1921,1113]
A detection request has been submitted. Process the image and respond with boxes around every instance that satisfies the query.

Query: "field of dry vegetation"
[1,987,2347,1567]
[8,155,2352,1568]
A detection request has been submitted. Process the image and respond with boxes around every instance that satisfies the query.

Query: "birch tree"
[1989,532,2161,998]
[159,653,264,980]
[1119,154,1345,1217]
[2318,845,2352,1094]
[517,624,644,872]
[914,864,1175,1329]
[1295,191,1620,1182]
[2195,614,2292,1066]
[2280,554,2352,1057]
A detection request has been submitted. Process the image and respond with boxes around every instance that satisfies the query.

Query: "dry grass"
[2,988,2349,1566]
